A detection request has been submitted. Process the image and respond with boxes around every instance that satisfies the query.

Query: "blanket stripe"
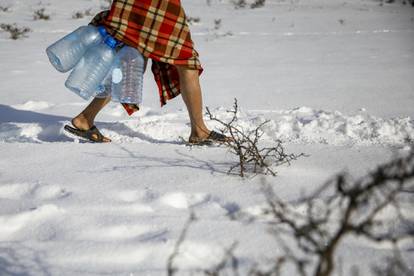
[91,0,203,107]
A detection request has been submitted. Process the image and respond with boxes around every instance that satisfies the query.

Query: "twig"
[167,212,198,276]
[206,99,305,177]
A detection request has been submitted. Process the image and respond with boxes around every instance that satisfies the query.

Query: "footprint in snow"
[0,182,37,200]
[12,101,54,111]
[159,192,211,209]
[117,188,159,203]
[0,204,64,241]
[32,184,71,201]
[0,182,70,201]
[78,223,168,242]
[159,192,242,218]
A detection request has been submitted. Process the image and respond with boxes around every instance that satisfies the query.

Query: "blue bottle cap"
[104,36,117,49]
[98,26,108,37]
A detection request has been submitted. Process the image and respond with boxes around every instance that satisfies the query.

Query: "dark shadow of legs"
[0,104,184,145]
[80,145,234,176]
[0,104,68,125]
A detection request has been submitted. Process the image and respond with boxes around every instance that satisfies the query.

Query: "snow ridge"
[247,107,414,146]
[1,103,412,146]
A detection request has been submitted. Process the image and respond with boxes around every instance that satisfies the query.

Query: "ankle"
[191,126,210,139]
[72,114,93,130]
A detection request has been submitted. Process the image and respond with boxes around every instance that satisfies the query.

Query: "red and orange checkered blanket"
[91,0,203,110]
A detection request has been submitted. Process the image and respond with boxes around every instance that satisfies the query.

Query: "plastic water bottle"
[111,46,145,105]
[95,70,112,99]
[46,26,108,73]
[65,36,118,100]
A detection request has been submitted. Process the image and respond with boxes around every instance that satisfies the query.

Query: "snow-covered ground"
[0,0,413,275]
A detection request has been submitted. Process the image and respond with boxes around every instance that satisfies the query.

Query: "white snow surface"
[0,0,414,275]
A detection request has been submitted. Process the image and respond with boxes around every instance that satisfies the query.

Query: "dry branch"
[169,147,414,276]
[167,212,197,276]
[0,23,31,40]
[206,99,305,177]
[258,147,414,276]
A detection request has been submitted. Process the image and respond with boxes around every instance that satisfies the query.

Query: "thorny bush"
[0,23,31,40]
[206,99,305,177]
[168,147,414,276]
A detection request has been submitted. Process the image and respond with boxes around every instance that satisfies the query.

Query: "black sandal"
[207,130,229,142]
[64,125,111,143]
[188,130,229,146]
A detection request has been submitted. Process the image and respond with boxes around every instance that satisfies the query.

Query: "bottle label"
[112,68,123,84]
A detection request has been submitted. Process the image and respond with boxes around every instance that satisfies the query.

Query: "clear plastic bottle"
[111,46,145,105]
[46,26,108,73]
[65,36,118,100]
[95,69,112,99]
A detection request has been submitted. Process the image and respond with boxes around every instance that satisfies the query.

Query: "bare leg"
[176,66,211,141]
[72,96,112,142]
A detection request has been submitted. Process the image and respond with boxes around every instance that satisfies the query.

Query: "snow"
[0,0,413,275]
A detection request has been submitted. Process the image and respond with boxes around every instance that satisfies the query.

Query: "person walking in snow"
[65,0,227,145]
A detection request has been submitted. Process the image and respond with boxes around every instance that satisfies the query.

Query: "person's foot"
[188,129,231,145]
[71,114,92,131]
[71,114,111,143]
[188,127,210,143]
[64,125,112,143]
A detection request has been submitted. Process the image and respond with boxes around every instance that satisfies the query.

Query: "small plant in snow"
[0,23,31,40]
[0,5,10,12]
[232,0,266,9]
[253,148,414,276]
[33,8,50,20]
[214,19,222,30]
[72,11,84,19]
[204,18,233,41]
[378,0,414,6]
[169,147,414,275]
[72,9,93,19]
[186,16,201,25]
[231,0,247,9]
[206,99,305,177]
[250,0,266,9]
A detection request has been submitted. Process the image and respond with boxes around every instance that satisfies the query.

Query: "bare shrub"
[0,5,10,12]
[232,0,266,9]
[0,23,31,40]
[168,147,414,275]
[167,212,240,276]
[378,0,414,6]
[33,8,50,20]
[372,249,413,276]
[202,18,233,41]
[255,148,414,275]
[72,12,84,19]
[206,99,305,177]
[231,0,247,9]
[187,16,201,25]
[167,212,198,276]
[250,0,266,9]
[214,19,222,30]
[72,9,93,19]
[203,243,240,276]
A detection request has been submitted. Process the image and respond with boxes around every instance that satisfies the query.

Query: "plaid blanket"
[91,0,203,108]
